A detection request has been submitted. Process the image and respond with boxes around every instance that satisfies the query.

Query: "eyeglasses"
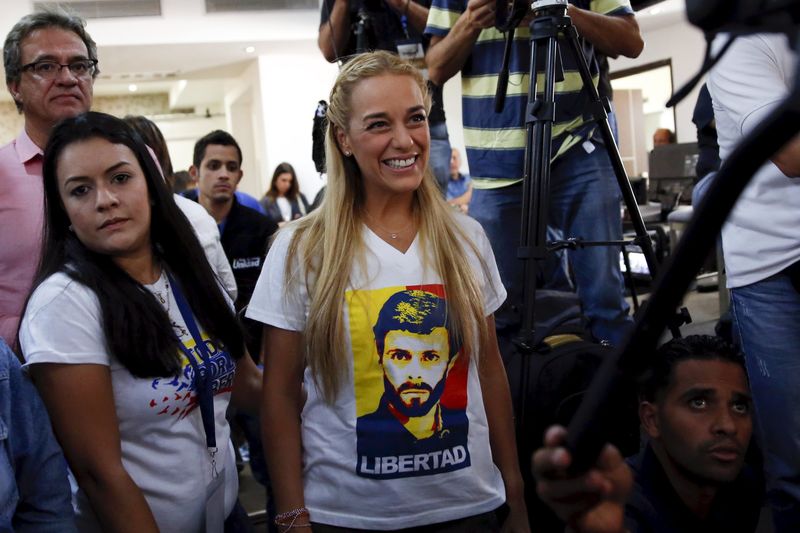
[21,59,98,80]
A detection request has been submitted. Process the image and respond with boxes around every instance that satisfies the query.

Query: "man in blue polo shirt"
[425,0,643,345]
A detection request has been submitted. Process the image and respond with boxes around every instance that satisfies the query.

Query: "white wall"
[256,45,339,201]
[155,113,228,172]
[610,16,706,144]
[441,72,469,173]
[224,60,266,197]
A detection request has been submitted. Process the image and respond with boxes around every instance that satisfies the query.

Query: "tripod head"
[494,0,572,112]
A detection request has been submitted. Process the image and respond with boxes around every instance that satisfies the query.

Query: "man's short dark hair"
[4,8,99,111]
[192,130,242,168]
[373,290,460,361]
[640,335,746,402]
[171,170,192,194]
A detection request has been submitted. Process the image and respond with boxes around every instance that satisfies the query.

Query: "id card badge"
[396,38,429,80]
[205,467,226,533]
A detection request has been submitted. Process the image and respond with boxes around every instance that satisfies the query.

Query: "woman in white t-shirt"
[260,162,310,227]
[247,52,529,532]
[19,112,262,533]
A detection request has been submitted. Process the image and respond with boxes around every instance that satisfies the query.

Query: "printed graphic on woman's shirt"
[148,333,235,418]
[349,286,471,479]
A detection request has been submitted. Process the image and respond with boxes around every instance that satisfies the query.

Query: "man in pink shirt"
[0,10,95,348]
[1,10,236,350]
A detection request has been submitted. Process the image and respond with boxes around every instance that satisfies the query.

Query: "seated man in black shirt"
[533,335,764,533]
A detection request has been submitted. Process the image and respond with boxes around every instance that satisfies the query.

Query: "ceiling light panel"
[34,0,161,18]
[205,0,318,12]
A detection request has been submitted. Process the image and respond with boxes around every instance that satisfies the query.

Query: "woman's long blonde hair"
[285,51,491,402]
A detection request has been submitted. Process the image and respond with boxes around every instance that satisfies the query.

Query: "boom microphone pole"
[564,5,800,471]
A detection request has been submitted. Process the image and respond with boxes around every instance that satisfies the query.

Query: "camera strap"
[168,273,219,477]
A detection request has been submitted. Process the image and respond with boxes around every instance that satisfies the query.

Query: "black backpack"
[498,291,640,532]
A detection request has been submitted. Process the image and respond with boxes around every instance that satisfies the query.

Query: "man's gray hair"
[4,7,99,111]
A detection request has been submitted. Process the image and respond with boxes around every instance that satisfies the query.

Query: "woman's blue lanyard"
[401,14,410,40]
[167,272,219,476]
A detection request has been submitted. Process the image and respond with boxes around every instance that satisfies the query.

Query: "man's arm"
[319,0,350,62]
[567,5,643,59]
[425,0,496,86]
[384,0,430,33]
[709,34,800,177]
[7,347,77,533]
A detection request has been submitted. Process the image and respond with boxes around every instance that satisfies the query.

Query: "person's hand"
[466,0,496,31]
[532,426,632,533]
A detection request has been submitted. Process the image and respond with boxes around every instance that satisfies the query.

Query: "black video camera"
[495,0,529,31]
[495,0,570,31]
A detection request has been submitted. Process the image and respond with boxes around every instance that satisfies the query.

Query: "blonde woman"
[247,51,528,532]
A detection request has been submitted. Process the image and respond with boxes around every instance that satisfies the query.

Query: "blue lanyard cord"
[167,272,217,450]
[401,15,409,40]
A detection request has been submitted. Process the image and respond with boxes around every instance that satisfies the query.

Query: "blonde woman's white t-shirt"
[246,214,507,530]
[20,272,238,533]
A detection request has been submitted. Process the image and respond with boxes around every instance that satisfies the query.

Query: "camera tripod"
[496,0,689,358]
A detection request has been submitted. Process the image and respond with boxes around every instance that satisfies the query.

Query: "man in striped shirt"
[425,0,643,345]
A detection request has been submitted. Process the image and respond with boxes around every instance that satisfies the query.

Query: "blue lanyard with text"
[168,273,218,464]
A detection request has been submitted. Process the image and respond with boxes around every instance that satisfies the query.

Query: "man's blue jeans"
[731,271,800,533]
[429,121,451,195]
[469,140,631,345]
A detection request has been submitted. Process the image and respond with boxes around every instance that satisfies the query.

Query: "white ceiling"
[635,0,687,32]
[0,0,689,105]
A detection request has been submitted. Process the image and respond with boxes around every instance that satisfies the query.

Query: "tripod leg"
[562,31,686,337]
[515,19,562,487]
[621,244,640,312]
[519,20,561,343]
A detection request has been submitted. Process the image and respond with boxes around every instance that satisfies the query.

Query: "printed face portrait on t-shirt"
[350,287,471,480]
[381,326,450,418]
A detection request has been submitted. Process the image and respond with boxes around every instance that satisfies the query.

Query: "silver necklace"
[364,211,415,239]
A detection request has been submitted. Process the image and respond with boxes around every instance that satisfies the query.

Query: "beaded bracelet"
[275,507,310,530]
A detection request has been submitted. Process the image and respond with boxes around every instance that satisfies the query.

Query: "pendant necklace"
[365,211,415,239]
